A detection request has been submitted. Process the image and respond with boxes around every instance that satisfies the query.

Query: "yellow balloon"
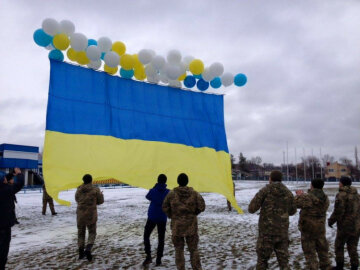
[132,54,142,69]
[134,65,146,81]
[178,73,186,81]
[53,33,70,50]
[67,48,77,61]
[76,51,90,65]
[112,41,126,56]
[104,65,118,75]
[120,54,135,70]
[189,59,204,75]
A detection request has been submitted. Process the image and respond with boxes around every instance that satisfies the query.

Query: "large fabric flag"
[43,60,242,213]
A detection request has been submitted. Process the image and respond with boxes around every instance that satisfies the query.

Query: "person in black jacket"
[143,174,170,267]
[0,168,24,270]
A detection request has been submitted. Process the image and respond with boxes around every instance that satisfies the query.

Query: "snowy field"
[7,181,360,270]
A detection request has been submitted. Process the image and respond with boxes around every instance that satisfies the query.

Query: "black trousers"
[144,219,166,258]
[0,227,11,270]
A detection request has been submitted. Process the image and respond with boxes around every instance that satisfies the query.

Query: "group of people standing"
[249,170,360,270]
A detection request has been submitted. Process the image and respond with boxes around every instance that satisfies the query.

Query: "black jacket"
[0,174,24,228]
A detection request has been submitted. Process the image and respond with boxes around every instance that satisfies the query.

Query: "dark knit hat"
[270,170,282,182]
[83,174,92,184]
[177,173,188,187]
[340,176,352,186]
[311,178,324,189]
[157,174,167,184]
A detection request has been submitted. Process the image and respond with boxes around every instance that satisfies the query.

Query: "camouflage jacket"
[75,183,104,226]
[295,188,329,235]
[328,186,360,234]
[248,182,297,236]
[162,186,205,237]
[42,185,52,201]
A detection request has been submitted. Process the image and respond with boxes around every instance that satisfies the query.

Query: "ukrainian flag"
[43,60,242,213]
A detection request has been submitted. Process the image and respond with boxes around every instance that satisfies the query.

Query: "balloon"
[151,55,165,70]
[97,37,112,52]
[104,51,120,68]
[184,76,196,88]
[210,77,222,89]
[87,39,97,46]
[234,73,247,87]
[209,62,224,77]
[178,73,186,81]
[70,33,87,51]
[167,49,181,64]
[101,52,105,60]
[120,68,134,79]
[189,59,204,75]
[53,33,70,50]
[194,74,202,79]
[67,48,77,61]
[138,49,153,65]
[147,74,160,84]
[183,55,194,70]
[42,18,60,36]
[86,45,101,61]
[221,72,234,87]
[134,65,146,81]
[33,29,52,47]
[112,41,126,56]
[120,54,135,70]
[132,54,142,69]
[87,60,102,70]
[59,20,75,35]
[48,50,64,61]
[159,73,169,84]
[104,65,118,75]
[145,64,157,78]
[165,64,182,80]
[168,80,182,88]
[76,51,90,65]
[197,79,209,91]
[202,67,214,82]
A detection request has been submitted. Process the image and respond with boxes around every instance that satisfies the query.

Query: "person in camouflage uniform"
[75,174,104,262]
[295,178,332,270]
[162,173,205,270]
[42,184,57,215]
[248,170,297,270]
[328,176,360,270]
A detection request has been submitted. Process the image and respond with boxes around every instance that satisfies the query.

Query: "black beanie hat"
[83,174,92,184]
[311,178,324,189]
[157,174,167,184]
[340,176,352,186]
[177,173,188,187]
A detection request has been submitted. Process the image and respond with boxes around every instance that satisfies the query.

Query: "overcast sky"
[0,0,359,165]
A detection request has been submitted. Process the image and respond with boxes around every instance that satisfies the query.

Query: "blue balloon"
[234,73,247,87]
[184,76,196,88]
[197,79,209,91]
[210,77,222,89]
[88,39,97,46]
[48,50,64,61]
[193,74,202,79]
[120,68,134,79]
[33,29,52,47]
[101,52,105,60]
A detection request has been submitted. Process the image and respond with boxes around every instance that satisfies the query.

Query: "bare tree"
[339,156,353,166]
[250,156,262,166]
[321,154,335,167]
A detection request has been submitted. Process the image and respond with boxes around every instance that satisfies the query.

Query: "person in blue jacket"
[143,174,170,267]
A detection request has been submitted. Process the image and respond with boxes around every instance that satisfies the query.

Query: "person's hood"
[174,186,194,200]
[340,186,358,194]
[78,183,93,193]
[309,188,327,204]
[154,182,168,192]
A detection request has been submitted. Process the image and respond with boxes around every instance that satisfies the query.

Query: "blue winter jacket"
[146,183,170,223]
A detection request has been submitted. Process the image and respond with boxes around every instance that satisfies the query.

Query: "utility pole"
[311,148,315,179]
[295,148,298,182]
[286,141,289,181]
[283,151,286,175]
[355,146,359,169]
[319,147,323,179]
[303,148,306,182]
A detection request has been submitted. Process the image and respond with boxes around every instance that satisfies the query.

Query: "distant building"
[0,143,42,185]
[325,162,349,180]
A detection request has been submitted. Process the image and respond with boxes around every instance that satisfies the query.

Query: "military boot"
[78,248,85,259]
[155,256,162,266]
[84,244,93,262]
[142,255,152,266]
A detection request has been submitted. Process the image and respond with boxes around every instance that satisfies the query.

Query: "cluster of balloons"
[34,18,247,91]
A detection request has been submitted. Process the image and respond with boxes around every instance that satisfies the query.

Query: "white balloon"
[221,72,234,87]
[165,64,182,80]
[209,62,224,77]
[167,50,182,64]
[168,80,182,88]
[148,49,156,57]
[147,74,160,84]
[202,67,214,82]
[151,55,166,70]
[87,60,102,70]
[182,55,194,70]
[70,33,88,51]
[145,64,157,77]
[97,37,112,52]
[42,18,60,36]
[159,73,169,84]
[104,51,120,68]
[138,49,153,65]
[59,20,75,35]
[86,45,101,61]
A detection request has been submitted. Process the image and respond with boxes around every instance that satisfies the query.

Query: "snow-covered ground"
[6,181,360,269]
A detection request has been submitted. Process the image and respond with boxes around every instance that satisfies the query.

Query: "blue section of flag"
[46,60,229,152]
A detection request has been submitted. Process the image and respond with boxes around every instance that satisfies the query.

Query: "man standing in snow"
[248,170,297,270]
[328,176,360,270]
[162,173,205,270]
[295,178,332,270]
[75,174,104,262]
[142,174,170,266]
[0,168,24,270]
[42,184,57,216]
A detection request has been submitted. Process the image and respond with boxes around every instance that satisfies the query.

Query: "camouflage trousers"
[42,198,55,215]
[335,231,360,267]
[77,223,97,250]
[256,234,290,270]
[301,232,332,270]
[172,234,202,270]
